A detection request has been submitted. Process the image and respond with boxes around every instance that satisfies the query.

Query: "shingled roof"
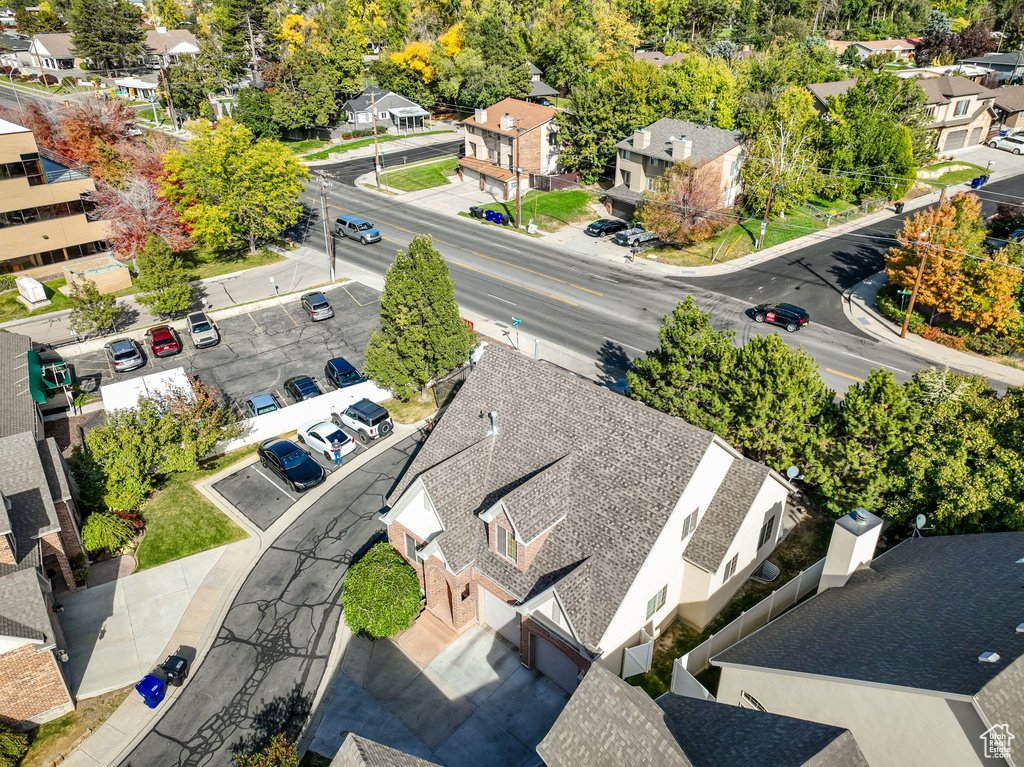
[330,733,439,767]
[917,74,996,104]
[0,331,37,440]
[614,118,743,163]
[0,568,53,644]
[0,432,60,567]
[537,663,868,767]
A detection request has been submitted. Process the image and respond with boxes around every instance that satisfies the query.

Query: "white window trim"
[646,584,667,620]
[404,532,419,562]
[496,525,518,564]
[723,554,739,583]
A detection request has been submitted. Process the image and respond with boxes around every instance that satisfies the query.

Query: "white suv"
[988,135,1024,154]
[332,399,394,444]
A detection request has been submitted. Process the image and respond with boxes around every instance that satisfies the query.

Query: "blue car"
[257,438,326,492]
[243,391,282,417]
[324,357,366,389]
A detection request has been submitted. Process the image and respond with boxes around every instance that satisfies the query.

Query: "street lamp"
[6,73,21,110]
[269,275,279,300]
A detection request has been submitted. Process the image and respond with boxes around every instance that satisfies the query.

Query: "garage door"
[944,130,968,151]
[970,126,983,146]
[480,589,520,648]
[533,635,579,694]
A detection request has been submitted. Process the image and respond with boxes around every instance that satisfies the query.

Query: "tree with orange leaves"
[956,245,1023,332]
[638,160,727,246]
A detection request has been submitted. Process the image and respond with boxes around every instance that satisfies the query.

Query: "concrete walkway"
[304,128,464,167]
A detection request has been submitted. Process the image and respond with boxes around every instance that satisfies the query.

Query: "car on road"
[145,325,181,357]
[187,311,220,348]
[988,135,1024,154]
[296,420,357,462]
[300,291,334,321]
[335,215,382,244]
[613,223,657,247]
[284,375,323,402]
[332,399,393,444]
[243,391,283,417]
[585,219,629,238]
[324,357,366,389]
[104,338,144,372]
[256,437,326,492]
[752,303,810,333]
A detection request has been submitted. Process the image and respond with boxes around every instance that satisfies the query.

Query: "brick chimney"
[817,508,883,594]
[633,128,651,149]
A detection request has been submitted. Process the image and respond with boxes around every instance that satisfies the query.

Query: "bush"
[936,321,970,337]
[934,333,967,351]
[0,275,14,292]
[81,512,136,553]
[343,542,421,639]
[876,285,926,333]
[234,733,299,767]
[115,509,145,530]
[71,552,87,568]
[966,333,1015,356]
[73,567,89,586]
[0,722,28,767]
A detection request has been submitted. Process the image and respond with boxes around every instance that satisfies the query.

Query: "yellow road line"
[826,368,865,383]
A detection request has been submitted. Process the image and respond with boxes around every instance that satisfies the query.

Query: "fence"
[822,198,886,228]
[529,172,583,192]
[669,557,825,695]
[432,363,471,408]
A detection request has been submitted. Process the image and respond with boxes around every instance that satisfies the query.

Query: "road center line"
[253,467,297,501]
[604,337,646,353]
[838,350,908,373]
[825,368,866,383]
[486,293,517,305]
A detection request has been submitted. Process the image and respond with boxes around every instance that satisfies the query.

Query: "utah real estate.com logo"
[981,724,1014,760]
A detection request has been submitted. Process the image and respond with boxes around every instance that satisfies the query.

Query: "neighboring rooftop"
[995,83,1024,112]
[29,32,73,58]
[0,432,62,564]
[805,78,857,107]
[0,568,53,644]
[854,38,919,50]
[143,27,198,52]
[343,86,426,115]
[0,116,28,135]
[0,331,37,440]
[329,733,439,766]
[960,51,1024,66]
[462,97,556,136]
[615,118,743,163]
[916,74,996,104]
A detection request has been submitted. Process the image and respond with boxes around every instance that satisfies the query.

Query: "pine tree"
[68,0,144,68]
[364,236,474,401]
[134,234,195,316]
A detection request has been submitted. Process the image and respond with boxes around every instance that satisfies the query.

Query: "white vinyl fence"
[670,558,825,696]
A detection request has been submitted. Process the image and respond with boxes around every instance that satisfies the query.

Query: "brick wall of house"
[518,131,544,174]
[0,533,15,565]
[41,533,76,591]
[387,520,426,588]
[521,615,592,678]
[0,643,73,727]
[53,500,83,560]
[486,512,552,572]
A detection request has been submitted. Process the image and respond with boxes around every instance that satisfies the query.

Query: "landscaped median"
[375,156,459,192]
[458,189,596,233]
[302,130,457,161]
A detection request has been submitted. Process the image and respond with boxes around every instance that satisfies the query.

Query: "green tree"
[343,542,421,639]
[365,236,474,400]
[69,279,121,336]
[0,722,28,767]
[627,297,736,437]
[134,234,195,316]
[209,0,269,66]
[435,13,531,107]
[167,56,217,121]
[662,55,738,129]
[81,511,136,552]
[533,23,595,93]
[16,6,64,33]
[68,0,144,68]
[234,86,279,139]
[234,734,299,767]
[161,118,310,253]
[269,32,362,129]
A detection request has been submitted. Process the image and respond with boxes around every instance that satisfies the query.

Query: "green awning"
[26,350,46,404]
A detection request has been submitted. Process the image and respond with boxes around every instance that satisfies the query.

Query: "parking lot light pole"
[316,173,336,283]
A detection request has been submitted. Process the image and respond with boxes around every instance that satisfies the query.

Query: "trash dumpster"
[894,202,905,215]
[135,674,165,708]
[161,655,189,687]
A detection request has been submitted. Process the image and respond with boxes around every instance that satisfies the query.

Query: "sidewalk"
[843,272,1024,387]
[303,128,463,167]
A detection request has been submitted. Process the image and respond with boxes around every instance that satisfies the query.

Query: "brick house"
[604,118,744,222]
[381,345,794,694]
[457,98,560,201]
[0,330,82,726]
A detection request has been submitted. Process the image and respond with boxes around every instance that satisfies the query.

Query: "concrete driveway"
[947,142,1024,177]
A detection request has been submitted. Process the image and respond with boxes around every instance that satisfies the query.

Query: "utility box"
[16,276,46,305]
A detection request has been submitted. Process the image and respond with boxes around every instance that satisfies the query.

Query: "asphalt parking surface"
[65,282,382,410]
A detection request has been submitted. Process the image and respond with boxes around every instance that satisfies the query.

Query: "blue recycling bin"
[135,674,165,708]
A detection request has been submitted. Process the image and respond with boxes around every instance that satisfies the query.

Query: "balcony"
[37,147,90,183]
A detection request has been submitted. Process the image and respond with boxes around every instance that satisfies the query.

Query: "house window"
[622,149,632,161]
[488,147,498,163]
[680,509,698,540]
[496,525,518,563]
[621,170,632,188]
[646,584,667,619]
[741,691,766,712]
[926,106,936,119]
[723,554,739,582]
[649,157,659,168]
[758,516,776,549]
[404,533,418,562]
[729,159,741,178]
[954,100,969,117]
[378,110,389,119]
[646,177,658,191]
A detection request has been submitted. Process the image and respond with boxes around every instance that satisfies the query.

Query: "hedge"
[342,542,421,639]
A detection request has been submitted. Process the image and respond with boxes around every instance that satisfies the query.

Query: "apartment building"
[0,118,109,275]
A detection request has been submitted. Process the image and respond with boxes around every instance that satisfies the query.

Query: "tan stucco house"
[993,84,1024,131]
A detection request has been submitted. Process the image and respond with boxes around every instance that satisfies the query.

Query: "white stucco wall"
[386,482,444,543]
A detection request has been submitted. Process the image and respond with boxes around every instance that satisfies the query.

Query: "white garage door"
[485,176,507,199]
[480,589,520,648]
[533,635,579,694]
[944,130,968,151]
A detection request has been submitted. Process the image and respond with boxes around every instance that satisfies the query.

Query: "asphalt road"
[291,142,1004,394]
[119,437,420,767]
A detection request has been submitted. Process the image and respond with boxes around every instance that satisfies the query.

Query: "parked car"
[324,357,366,389]
[243,391,283,417]
[988,135,1024,154]
[144,325,181,357]
[104,338,144,372]
[296,420,357,461]
[187,311,220,348]
[335,215,382,244]
[751,303,809,333]
[585,219,629,237]
[332,399,394,444]
[284,375,323,402]
[300,291,334,321]
[257,438,326,492]
[613,224,657,247]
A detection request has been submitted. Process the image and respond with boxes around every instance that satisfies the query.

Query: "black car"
[324,357,366,389]
[585,218,628,237]
[752,304,810,333]
[257,438,326,492]
[284,375,323,402]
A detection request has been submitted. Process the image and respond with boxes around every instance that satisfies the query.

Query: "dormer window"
[497,525,518,564]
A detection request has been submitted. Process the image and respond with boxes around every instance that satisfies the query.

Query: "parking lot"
[65,281,382,412]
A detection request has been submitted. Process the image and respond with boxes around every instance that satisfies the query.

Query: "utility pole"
[900,185,947,338]
[756,160,779,250]
[317,173,336,283]
[371,91,381,187]
[514,126,523,230]
[158,61,177,130]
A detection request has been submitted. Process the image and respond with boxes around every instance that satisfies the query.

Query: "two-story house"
[142,27,199,68]
[381,344,794,694]
[604,118,744,222]
[713,511,1024,767]
[457,98,560,201]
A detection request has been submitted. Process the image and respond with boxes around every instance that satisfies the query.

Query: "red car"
[145,325,181,357]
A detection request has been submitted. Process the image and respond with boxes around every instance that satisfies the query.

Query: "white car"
[987,134,1024,154]
[296,419,357,461]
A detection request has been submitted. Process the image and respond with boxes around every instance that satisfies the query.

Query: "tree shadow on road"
[231,683,312,758]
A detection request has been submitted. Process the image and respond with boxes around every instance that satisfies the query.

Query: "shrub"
[343,542,421,639]
[876,286,926,332]
[0,275,14,292]
[966,333,1015,356]
[0,722,28,767]
[74,567,89,586]
[234,733,299,767]
[921,325,942,341]
[71,552,87,568]
[81,512,136,553]
[936,321,970,337]
[934,333,967,351]
[115,509,145,530]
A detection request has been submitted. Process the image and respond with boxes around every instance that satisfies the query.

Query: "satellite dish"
[915,514,927,529]
[785,466,800,480]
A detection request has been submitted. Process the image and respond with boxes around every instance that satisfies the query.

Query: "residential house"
[537,663,869,767]
[0,7,15,24]
[713,511,1024,767]
[142,27,199,68]
[849,38,919,61]
[632,50,686,66]
[604,118,744,221]
[0,331,84,727]
[330,733,439,766]
[825,40,854,55]
[458,98,560,200]
[28,33,75,70]
[381,344,794,694]
[526,61,558,103]
[0,118,109,275]
[341,87,430,132]
[958,51,1024,83]
[895,64,994,83]
[113,75,158,101]
[0,34,32,70]
[993,84,1024,130]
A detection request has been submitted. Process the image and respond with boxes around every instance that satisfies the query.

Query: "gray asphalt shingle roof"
[330,734,438,766]
[615,118,743,163]
[917,74,996,104]
[0,432,61,564]
[0,331,37,439]
[713,531,1024,748]
[994,84,1024,113]
[343,87,423,115]
[0,567,52,643]
[805,78,857,107]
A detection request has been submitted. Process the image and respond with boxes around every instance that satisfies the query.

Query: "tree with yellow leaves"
[438,22,463,57]
[955,246,1023,332]
[391,40,435,83]
[593,0,640,66]
[277,15,324,56]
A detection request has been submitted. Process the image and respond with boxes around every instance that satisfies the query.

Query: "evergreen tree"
[365,236,474,400]
[69,279,122,336]
[134,234,195,316]
[68,0,144,68]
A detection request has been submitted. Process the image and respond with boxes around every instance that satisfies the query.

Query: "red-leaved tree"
[89,178,192,261]
[638,160,728,245]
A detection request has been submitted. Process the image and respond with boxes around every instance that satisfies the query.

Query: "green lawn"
[626,513,833,698]
[134,447,254,571]
[478,189,596,232]
[381,396,437,423]
[20,686,133,767]
[302,130,456,161]
[919,160,989,186]
[279,137,331,154]
[0,279,79,324]
[379,156,458,192]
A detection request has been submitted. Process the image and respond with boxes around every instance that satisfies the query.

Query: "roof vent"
[1018,557,1024,564]
[488,410,498,436]
[979,652,1001,663]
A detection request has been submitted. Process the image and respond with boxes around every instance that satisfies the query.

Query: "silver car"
[104,338,144,372]
[187,311,219,348]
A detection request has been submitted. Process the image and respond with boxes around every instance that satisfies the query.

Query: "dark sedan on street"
[257,438,326,492]
[752,303,810,332]
[585,219,628,237]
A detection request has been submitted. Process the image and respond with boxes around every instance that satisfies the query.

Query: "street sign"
[898,290,911,295]
[511,317,522,326]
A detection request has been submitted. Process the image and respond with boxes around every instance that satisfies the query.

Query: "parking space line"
[341,284,378,307]
[281,305,300,327]
[253,467,297,501]
[246,312,264,334]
